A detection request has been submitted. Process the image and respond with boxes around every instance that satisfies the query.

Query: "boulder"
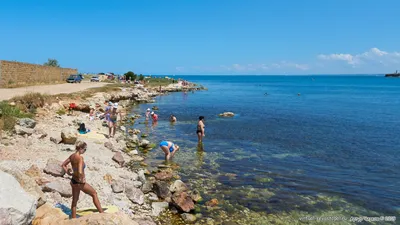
[125,187,144,205]
[172,192,195,212]
[32,203,68,225]
[138,169,146,183]
[181,213,197,223]
[50,136,62,144]
[151,202,169,216]
[131,181,142,188]
[34,128,48,139]
[0,165,46,208]
[170,180,188,194]
[141,181,153,194]
[120,126,126,132]
[0,171,37,225]
[104,142,115,151]
[148,192,159,201]
[112,152,125,166]
[111,179,124,193]
[15,125,34,136]
[153,181,171,199]
[25,165,42,179]
[43,158,65,177]
[42,179,72,198]
[61,128,78,144]
[155,170,174,181]
[218,112,235,117]
[17,118,36,128]
[139,139,150,147]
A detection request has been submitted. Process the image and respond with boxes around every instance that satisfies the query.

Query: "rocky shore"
[0,81,211,225]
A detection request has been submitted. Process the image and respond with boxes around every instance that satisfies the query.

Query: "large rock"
[125,187,144,205]
[153,181,171,199]
[0,170,37,225]
[111,179,124,193]
[42,179,72,198]
[218,112,235,117]
[138,169,146,183]
[112,152,125,166]
[151,202,169,216]
[130,155,144,162]
[43,158,65,177]
[0,165,46,208]
[61,128,78,144]
[141,181,153,194]
[32,203,68,225]
[172,191,195,212]
[170,180,188,194]
[17,118,36,128]
[15,125,34,135]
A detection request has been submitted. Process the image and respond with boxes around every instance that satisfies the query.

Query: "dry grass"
[145,78,175,87]
[10,92,51,113]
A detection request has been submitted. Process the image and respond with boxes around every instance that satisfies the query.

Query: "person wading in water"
[197,116,205,143]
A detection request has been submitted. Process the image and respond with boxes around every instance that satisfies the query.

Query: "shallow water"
[132,75,400,224]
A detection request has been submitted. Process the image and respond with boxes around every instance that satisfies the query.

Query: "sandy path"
[0,81,107,101]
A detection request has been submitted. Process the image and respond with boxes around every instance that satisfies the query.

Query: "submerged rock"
[151,202,169,216]
[139,139,150,147]
[181,213,197,223]
[155,170,174,181]
[189,189,203,202]
[218,112,235,117]
[205,199,219,207]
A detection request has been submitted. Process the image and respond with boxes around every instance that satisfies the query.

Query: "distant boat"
[385,70,400,77]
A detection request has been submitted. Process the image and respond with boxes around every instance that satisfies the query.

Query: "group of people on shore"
[61,96,205,218]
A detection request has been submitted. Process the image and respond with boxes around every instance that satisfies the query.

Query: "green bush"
[0,101,33,131]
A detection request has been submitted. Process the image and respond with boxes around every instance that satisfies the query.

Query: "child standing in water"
[197,116,205,143]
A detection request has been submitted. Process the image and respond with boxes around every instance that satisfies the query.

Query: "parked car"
[91,76,100,82]
[66,74,83,83]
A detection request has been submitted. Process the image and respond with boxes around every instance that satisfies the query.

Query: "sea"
[131,75,400,224]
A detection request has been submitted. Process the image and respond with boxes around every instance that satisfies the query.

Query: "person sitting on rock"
[170,114,177,122]
[159,140,180,160]
[61,141,104,218]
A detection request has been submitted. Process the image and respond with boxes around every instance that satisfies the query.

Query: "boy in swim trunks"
[159,141,180,160]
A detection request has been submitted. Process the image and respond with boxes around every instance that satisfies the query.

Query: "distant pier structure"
[385,70,400,77]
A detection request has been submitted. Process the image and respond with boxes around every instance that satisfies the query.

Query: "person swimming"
[61,141,104,218]
[170,114,177,122]
[159,141,180,160]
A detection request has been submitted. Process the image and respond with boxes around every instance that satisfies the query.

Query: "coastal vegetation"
[43,58,60,67]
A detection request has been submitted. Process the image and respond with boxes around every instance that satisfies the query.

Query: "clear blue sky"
[1,0,399,75]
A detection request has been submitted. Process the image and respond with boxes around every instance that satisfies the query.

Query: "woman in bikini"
[197,116,205,143]
[61,141,104,219]
[159,141,180,160]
